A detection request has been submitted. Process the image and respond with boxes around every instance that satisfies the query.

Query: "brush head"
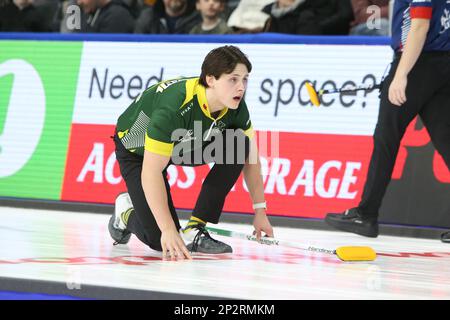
[335,246,377,261]
[305,82,320,107]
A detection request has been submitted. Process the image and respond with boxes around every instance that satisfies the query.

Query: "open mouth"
[233,96,242,102]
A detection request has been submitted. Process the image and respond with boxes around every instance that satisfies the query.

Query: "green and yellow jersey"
[116,77,254,157]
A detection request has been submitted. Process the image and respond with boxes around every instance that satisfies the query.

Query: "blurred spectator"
[123,0,145,18]
[54,0,84,32]
[0,0,51,31]
[55,0,136,33]
[134,0,201,34]
[227,0,272,33]
[262,0,353,35]
[189,0,231,34]
[222,0,237,19]
[77,0,135,33]
[350,0,389,36]
[33,0,59,31]
[315,0,353,35]
[262,0,320,35]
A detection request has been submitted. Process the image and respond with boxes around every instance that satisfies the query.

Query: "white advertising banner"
[73,42,393,135]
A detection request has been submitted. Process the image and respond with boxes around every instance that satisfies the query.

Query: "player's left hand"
[253,209,274,241]
[389,74,408,106]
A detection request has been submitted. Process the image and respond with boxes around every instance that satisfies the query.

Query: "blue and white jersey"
[391,0,450,52]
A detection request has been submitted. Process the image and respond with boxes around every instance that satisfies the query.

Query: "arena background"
[0,33,449,233]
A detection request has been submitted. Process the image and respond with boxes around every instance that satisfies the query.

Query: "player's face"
[212,63,249,109]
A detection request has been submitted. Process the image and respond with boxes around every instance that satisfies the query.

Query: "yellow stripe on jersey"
[180,78,197,108]
[195,82,228,121]
[144,133,174,157]
[196,80,209,114]
[244,126,255,140]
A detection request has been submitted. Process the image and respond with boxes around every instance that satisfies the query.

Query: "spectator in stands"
[350,0,390,36]
[0,0,50,31]
[262,0,353,35]
[222,0,237,19]
[55,0,84,32]
[262,0,320,35]
[77,0,135,33]
[189,0,231,34]
[227,0,272,33]
[315,0,354,35]
[123,0,145,18]
[134,0,201,34]
[33,0,59,31]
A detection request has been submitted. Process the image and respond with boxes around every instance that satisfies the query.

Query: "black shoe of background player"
[441,231,450,243]
[325,207,379,238]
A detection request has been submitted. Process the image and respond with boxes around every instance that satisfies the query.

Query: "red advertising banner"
[62,124,124,204]
[62,124,374,218]
[61,119,449,219]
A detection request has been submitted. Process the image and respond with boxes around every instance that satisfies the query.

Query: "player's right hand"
[389,74,408,106]
[160,228,192,261]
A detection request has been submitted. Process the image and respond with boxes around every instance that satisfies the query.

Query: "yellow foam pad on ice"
[305,82,320,107]
[335,246,377,261]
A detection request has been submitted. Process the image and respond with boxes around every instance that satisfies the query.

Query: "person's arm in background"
[379,1,389,19]
[351,0,371,26]
[389,17,430,106]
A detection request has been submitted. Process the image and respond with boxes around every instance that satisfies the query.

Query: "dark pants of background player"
[358,51,450,219]
[113,131,250,252]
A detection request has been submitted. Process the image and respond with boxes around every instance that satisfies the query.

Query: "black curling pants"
[358,51,450,219]
[114,131,250,251]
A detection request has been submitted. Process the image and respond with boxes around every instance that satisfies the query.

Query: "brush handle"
[206,227,336,256]
[320,83,382,95]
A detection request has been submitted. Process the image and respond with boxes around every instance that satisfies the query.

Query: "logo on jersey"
[0,59,46,178]
[156,78,184,93]
[180,103,193,117]
[441,9,450,34]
